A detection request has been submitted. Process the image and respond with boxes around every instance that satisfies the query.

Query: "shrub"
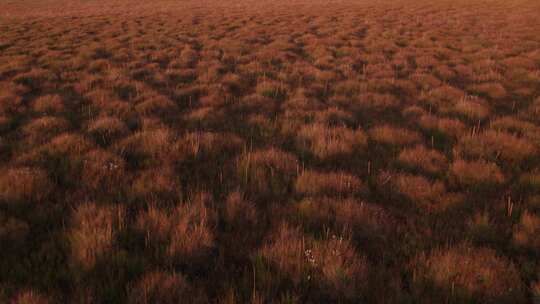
[296,123,367,160]
[449,159,505,188]
[69,202,125,270]
[0,167,52,203]
[369,125,421,146]
[397,145,447,174]
[295,170,365,197]
[412,243,525,303]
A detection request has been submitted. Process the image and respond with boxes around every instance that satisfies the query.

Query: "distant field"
[1,0,540,303]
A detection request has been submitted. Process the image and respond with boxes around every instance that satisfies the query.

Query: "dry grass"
[296,197,392,238]
[0,212,29,243]
[397,145,448,174]
[11,290,50,304]
[412,243,525,303]
[258,224,369,300]
[87,116,129,144]
[295,170,365,197]
[69,202,125,270]
[136,193,216,265]
[237,148,298,196]
[449,159,505,188]
[456,130,536,164]
[1,0,539,302]
[369,125,422,146]
[129,271,205,304]
[513,211,540,252]
[296,123,367,160]
[0,167,52,203]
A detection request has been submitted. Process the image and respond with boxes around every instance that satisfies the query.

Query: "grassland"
[1,0,540,302]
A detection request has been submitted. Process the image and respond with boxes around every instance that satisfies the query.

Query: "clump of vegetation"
[296,123,367,160]
[412,243,525,303]
[0,167,52,203]
[295,170,365,197]
[397,145,448,174]
[237,148,298,197]
[1,0,540,302]
[369,125,422,146]
[513,211,540,252]
[136,193,216,266]
[128,271,206,304]
[69,202,125,270]
[449,159,505,189]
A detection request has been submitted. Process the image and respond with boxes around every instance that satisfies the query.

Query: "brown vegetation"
[1,0,539,302]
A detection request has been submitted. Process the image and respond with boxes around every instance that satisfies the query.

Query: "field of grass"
[1,0,540,302]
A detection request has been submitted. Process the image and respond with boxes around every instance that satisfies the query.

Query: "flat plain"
[1,0,540,303]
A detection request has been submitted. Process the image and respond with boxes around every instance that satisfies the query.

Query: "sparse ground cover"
[1,0,540,302]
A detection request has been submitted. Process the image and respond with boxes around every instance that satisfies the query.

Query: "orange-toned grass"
[449,159,505,188]
[455,130,536,163]
[0,167,52,203]
[237,148,298,196]
[129,271,206,304]
[369,125,422,146]
[69,202,125,270]
[296,123,367,160]
[412,243,525,303]
[295,170,365,197]
[513,211,540,252]
[397,145,447,174]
